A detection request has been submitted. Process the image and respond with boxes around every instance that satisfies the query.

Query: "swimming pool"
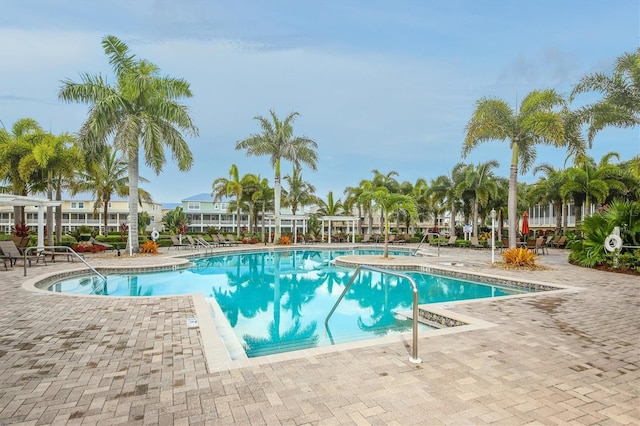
[46,248,532,358]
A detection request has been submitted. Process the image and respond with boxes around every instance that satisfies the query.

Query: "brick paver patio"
[0,244,638,425]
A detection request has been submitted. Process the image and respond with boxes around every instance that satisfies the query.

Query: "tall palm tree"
[283,167,316,240]
[236,110,318,243]
[238,173,261,234]
[562,152,628,225]
[571,48,640,144]
[370,169,399,234]
[212,164,248,238]
[73,146,131,234]
[343,185,364,234]
[252,177,274,242]
[364,186,417,258]
[20,131,80,243]
[430,162,466,237]
[456,161,499,237]
[0,118,47,225]
[58,35,198,252]
[531,164,569,232]
[463,89,566,247]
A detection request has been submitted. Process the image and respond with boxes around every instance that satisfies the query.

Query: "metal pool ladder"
[24,246,106,282]
[324,265,422,364]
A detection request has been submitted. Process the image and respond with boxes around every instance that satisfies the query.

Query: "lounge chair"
[0,240,47,266]
[225,234,240,246]
[186,235,199,248]
[386,234,395,244]
[444,235,457,246]
[534,236,548,255]
[469,236,484,249]
[553,235,567,248]
[211,234,228,246]
[545,235,554,247]
[360,234,371,244]
[197,236,216,248]
[170,235,190,250]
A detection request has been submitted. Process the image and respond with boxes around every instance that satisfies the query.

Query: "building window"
[187,202,200,211]
[71,202,85,209]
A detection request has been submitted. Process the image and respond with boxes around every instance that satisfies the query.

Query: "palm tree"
[364,187,417,258]
[430,162,466,238]
[236,110,318,243]
[283,167,316,241]
[252,177,274,242]
[562,152,628,225]
[370,169,399,234]
[58,35,198,252]
[19,131,80,244]
[316,191,343,216]
[457,161,499,238]
[463,89,566,247]
[211,164,247,238]
[570,49,640,144]
[531,164,569,232]
[0,118,47,225]
[343,185,364,234]
[73,146,138,234]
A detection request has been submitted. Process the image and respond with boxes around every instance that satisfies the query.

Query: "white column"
[37,205,45,249]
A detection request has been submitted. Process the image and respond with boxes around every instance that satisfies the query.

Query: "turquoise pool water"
[47,248,531,358]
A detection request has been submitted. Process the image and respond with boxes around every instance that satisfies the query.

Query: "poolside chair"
[170,235,190,250]
[225,234,240,246]
[0,240,47,266]
[185,235,199,248]
[386,234,395,244]
[444,235,457,246]
[360,234,371,244]
[469,236,484,249]
[197,236,215,248]
[534,236,547,255]
[545,235,555,247]
[552,235,567,248]
[210,234,228,246]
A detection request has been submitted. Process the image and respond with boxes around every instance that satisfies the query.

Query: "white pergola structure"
[0,194,61,249]
[321,216,359,243]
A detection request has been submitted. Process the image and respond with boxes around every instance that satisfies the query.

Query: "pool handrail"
[324,264,422,364]
[24,246,106,282]
[413,232,441,256]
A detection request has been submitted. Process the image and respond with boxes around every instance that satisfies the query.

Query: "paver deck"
[0,243,638,425]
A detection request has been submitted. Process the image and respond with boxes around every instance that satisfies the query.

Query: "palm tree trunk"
[472,198,478,238]
[103,199,109,235]
[46,173,54,246]
[127,150,140,253]
[236,204,241,238]
[55,186,62,243]
[508,146,519,248]
[554,201,562,231]
[261,203,266,243]
[274,171,281,243]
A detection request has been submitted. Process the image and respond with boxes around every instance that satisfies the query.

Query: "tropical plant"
[252,177,274,242]
[531,164,568,232]
[236,110,318,243]
[212,164,252,238]
[456,161,499,237]
[363,186,417,258]
[561,152,627,226]
[0,118,47,224]
[570,48,640,144]
[58,35,198,252]
[500,247,538,268]
[463,89,567,248]
[568,199,640,270]
[139,240,159,254]
[162,206,190,234]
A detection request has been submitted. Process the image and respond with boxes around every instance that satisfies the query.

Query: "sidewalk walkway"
[0,245,638,425]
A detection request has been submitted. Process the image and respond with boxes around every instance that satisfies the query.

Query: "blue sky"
[1,0,639,204]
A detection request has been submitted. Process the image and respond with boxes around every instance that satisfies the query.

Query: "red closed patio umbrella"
[522,211,530,237]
